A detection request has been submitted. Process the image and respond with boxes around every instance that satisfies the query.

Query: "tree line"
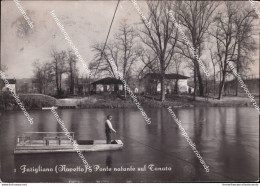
[32,49,90,96]
[32,1,258,100]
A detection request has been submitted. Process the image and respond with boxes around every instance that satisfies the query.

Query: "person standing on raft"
[105,115,116,144]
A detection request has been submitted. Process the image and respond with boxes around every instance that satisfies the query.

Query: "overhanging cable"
[93,0,121,78]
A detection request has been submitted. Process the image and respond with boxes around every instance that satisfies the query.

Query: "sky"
[1,0,259,79]
[1,0,146,79]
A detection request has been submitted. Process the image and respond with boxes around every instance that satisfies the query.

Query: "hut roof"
[91,77,123,85]
[143,73,189,80]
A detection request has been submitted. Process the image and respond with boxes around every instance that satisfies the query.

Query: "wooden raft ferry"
[14,132,123,154]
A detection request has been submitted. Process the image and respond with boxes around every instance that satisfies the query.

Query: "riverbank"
[58,94,259,109]
[2,107,258,182]
[0,92,258,110]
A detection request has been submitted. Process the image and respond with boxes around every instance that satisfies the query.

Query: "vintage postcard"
[0,0,259,184]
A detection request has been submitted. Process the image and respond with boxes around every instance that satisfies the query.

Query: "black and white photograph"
[0,0,259,184]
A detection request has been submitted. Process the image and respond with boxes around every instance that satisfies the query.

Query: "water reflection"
[106,153,112,175]
[0,107,258,182]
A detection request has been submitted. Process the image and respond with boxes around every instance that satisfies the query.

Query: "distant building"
[16,78,35,93]
[74,77,94,95]
[91,77,123,93]
[141,73,190,94]
[1,79,16,93]
[224,78,259,96]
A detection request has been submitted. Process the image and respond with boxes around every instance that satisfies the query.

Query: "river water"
[0,107,259,182]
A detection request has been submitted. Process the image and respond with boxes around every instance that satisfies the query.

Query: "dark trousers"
[106,131,111,144]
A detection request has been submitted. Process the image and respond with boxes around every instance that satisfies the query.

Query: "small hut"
[1,79,17,93]
[91,77,123,93]
[141,73,190,94]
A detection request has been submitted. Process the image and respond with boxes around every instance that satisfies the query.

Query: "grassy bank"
[0,93,57,110]
[140,94,259,108]
[1,92,258,110]
[74,94,137,108]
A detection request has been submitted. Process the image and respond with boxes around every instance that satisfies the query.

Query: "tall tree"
[115,22,139,83]
[175,0,219,97]
[139,1,179,101]
[139,49,160,75]
[233,3,257,95]
[67,50,77,95]
[32,60,53,94]
[172,54,183,94]
[91,22,139,85]
[209,48,218,97]
[91,42,119,78]
[211,2,257,99]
